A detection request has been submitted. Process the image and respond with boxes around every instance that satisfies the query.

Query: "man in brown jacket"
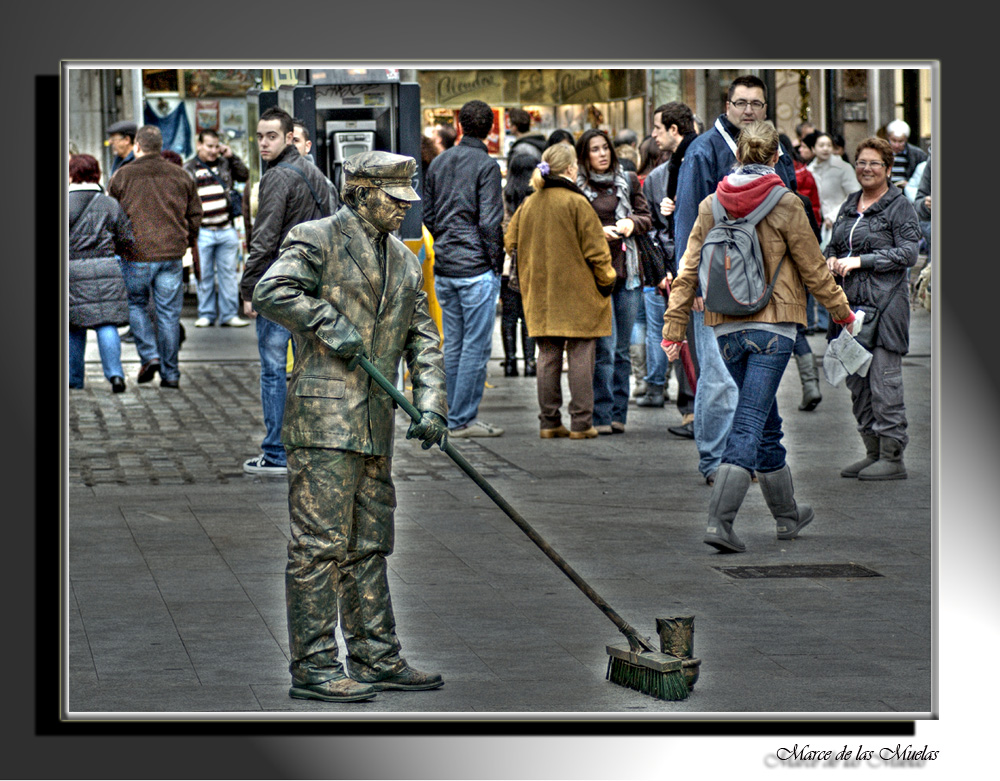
[109,125,202,388]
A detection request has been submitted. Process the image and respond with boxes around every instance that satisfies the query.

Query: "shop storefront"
[416,68,659,167]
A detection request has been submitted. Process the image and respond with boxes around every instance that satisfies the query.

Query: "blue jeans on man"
[68,325,124,388]
[434,270,500,430]
[121,259,184,382]
[716,329,794,474]
[691,309,739,478]
[642,286,668,386]
[197,226,241,324]
[593,285,641,427]
[255,314,294,466]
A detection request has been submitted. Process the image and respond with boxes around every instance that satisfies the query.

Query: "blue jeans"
[68,325,124,388]
[642,286,668,386]
[793,324,812,356]
[691,309,739,477]
[805,292,829,331]
[716,329,794,474]
[256,314,293,465]
[434,270,500,430]
[593,285,641,426]
[121,259,184,382]
[196,226,241,323]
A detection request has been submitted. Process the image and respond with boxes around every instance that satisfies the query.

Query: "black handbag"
[853,303,882,351]
[635,232,667,286]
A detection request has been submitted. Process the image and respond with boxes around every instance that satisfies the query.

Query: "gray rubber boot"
[703,464,752,553]
[757,464,815,540]
[858,436,908,480]
[841,432,880,478]
[795,352,822,411]
[630,343,647,398]
[636,383,665,407]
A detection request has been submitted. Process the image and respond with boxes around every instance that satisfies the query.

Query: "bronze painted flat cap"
[343,150,420,202]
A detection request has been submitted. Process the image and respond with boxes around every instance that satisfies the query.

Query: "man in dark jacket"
[109,125,202,389]
[886,119,928,186]
[672,75,798,485]
[506,107,546,161]
[240,106,332,476]
[639,102,698,426]
[422,99,505,437]
[105,119,136,183]
[183,130,249,328]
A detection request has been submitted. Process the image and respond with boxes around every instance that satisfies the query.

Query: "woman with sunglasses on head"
[825,137,921,481]
[575,128,653,435]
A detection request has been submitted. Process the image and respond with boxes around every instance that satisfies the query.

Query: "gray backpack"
[699,185,788,316]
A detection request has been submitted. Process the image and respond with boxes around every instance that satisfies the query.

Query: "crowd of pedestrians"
[69,74,929,555]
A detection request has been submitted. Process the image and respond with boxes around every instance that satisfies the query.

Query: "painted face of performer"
[357,187,411,233]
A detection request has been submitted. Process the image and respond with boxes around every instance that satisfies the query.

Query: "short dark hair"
[259,106,294,136]
[292,118,310,142]
[458,100,494,139]
[508,108,531,133]
[197,130,219,143]
[544,128,575,149]
[576,128,619,179]
[653,102,694,135]
[135,125,163,154]
[69,153,101,184]
[436,124,457,149]
[613,128,638,147]
[160,150,184,166]
[728,74,767,103]
[801,130,821,151]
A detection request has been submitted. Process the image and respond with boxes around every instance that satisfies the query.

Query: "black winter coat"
[825,185,920,354]
[68,187,134,329]
[241,145,333,302]
[422,136,505,278]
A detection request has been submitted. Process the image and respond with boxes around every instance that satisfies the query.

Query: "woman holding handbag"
[825,137,920,481]
[576,129,653,434]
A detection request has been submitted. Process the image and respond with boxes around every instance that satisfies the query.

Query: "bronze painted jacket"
[253,207,447,455]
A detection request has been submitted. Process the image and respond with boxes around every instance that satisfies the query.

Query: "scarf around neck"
[577,166,640,289]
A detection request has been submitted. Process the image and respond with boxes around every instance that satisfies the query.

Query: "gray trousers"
[845,346,908,447]
[285,446,406,685]
[535,336,596,432]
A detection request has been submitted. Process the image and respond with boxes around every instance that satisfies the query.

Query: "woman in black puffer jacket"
[69,154,135,392]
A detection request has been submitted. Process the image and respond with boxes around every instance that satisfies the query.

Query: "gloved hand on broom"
[406,411,449,451]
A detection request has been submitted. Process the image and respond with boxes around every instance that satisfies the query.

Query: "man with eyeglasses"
[671,74,798,486]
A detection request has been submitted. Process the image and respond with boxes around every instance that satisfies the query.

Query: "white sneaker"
[221,316,250,327]
[194,317,213,327]
[449,420,504,438]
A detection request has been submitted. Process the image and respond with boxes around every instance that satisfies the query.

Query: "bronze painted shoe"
[540,425,570,439]
[289,677,378,703]
[569,427,599,439]
[366,666,444,691]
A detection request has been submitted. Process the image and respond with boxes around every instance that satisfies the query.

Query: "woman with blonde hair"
[505,143,617,439]
[662,121,858,553]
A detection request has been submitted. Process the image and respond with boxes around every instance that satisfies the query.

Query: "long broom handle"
[351,354,654,654]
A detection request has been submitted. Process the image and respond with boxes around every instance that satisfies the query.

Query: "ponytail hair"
[530,142,577,192]
[736,120,779,166]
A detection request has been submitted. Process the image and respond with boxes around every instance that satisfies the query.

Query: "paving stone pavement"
[66,305,934,717]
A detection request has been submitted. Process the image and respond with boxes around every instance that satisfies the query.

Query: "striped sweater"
[191,163,231,228]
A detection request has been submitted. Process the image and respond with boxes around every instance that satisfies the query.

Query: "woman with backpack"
[661,121,858,554]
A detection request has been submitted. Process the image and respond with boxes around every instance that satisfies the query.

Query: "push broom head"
[606,642,689,701]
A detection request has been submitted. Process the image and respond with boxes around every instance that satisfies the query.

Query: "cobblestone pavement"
[68,361,532,486]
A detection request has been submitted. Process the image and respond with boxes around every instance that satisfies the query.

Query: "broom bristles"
[605,643,690,701]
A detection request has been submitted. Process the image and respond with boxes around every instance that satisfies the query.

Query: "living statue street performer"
[253,151,449,703]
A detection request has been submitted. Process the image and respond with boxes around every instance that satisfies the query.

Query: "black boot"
[522,333,536,377]
[501,315,518,377]
[503,359,518,377]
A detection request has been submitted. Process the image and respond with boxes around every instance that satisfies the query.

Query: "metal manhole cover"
[714,563,883,579]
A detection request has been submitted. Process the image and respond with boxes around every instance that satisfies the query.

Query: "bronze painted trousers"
[285,446,407,685]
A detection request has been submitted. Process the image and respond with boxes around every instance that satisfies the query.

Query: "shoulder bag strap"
[69,191,101,233]
[275,162,328,217]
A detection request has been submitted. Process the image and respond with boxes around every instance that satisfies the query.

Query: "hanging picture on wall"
[183,69,259,97]
[195,100,219,133]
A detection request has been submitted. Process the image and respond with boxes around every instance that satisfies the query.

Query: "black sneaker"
[243,454,288,476]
